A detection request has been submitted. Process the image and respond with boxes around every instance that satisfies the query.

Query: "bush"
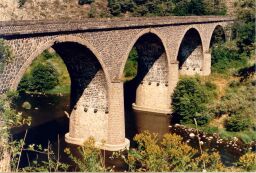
[41,50,54,60]
[171,77,212,125]
[233,0,255,55]
[213,80,256,123]
[124,47,138,79]
[17,75,31,93]
[18,63,59,93]
[64,138,106,172]
[114,131,225,172]
[238,152,256,171]
[211,43,247,73]
[225,114,252,132]
[78,0,94,5]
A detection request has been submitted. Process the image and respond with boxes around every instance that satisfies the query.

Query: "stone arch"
[11,35,111,90]
[11,35,111,144]
[122,30,170,114]
[176,27,204,75]
[118,28,170,80]
[209,25,226,49]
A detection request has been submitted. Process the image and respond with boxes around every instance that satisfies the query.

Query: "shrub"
[64,137,106,172]
[225,114,252,132]
[30,63,59,92]
[238,152,256,171]
[17,75,31,93]
[213,80,256,124]
[18,63,59,93]
[172,77,211,125]
[41,50,54,60]
[233,0,255,55]
[78,0,94,5]
[211,43,247,73]
[124,47,138,79]
[114,131,225,172]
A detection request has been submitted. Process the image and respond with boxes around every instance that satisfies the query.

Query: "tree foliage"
[233,0,255,55]
[108,0,226,16]
[124,47,138,79]
[211,42,247,73]
[225,114,252,132]
[171,77,216,125]
[18,63,59,93]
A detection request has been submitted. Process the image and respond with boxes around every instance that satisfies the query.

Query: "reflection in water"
[13,93,255,170]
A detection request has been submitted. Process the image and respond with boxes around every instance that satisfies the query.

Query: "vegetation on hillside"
[171,0,256,143]
[108,0,226,16]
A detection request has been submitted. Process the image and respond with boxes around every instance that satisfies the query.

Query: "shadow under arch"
[209,25,226,48]
[13,36,110,111]
[11,35,111,91]
[176,27,204,73]
[122,32,169,141]
[118,28,170,80]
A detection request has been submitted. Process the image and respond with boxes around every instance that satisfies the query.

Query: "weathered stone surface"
[0,16,233,151]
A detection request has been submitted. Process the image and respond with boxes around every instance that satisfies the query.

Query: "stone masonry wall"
[178,29,204,75]
[0,17,233,150]
[133,34,170,112]
[53,42,108,143]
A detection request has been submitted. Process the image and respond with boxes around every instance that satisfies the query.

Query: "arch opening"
[14,40,109,163]
[123,33,169,139]
[177,28,204,75]
[210,25,226,48]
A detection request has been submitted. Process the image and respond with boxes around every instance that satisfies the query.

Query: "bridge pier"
[105,81,130,151]
[65,80,130,151]
[202,53,212,76]
[132,81,171,114]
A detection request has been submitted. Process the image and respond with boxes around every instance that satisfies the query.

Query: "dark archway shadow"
[53,42,101,111]
[210,25,226,48]
[177,28,203,69]
[123,33,166,142]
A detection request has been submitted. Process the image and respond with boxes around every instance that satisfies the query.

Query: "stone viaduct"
[0,16,233,151]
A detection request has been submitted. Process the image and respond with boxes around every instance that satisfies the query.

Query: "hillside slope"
[0,0,109,21]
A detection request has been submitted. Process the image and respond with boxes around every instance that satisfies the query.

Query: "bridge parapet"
[0,16,233,37]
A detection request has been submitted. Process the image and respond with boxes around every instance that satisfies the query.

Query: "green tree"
[225,114,252,132]
[124,47,138,79]
[233,0,255,54]
[30,63,59,92]
[211,42,247,73]
[20,63,60,93]
[171,77,211,125]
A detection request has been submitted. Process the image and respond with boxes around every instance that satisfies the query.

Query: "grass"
[47,85,70,95]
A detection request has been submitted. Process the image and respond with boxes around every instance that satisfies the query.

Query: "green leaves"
[18,63,59,93]
[172,77,212,125]
[108,0,227,17]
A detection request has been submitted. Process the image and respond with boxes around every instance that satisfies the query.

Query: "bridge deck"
[0,16,233,36]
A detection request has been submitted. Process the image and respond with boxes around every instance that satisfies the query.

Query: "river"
[12,93,256,171]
